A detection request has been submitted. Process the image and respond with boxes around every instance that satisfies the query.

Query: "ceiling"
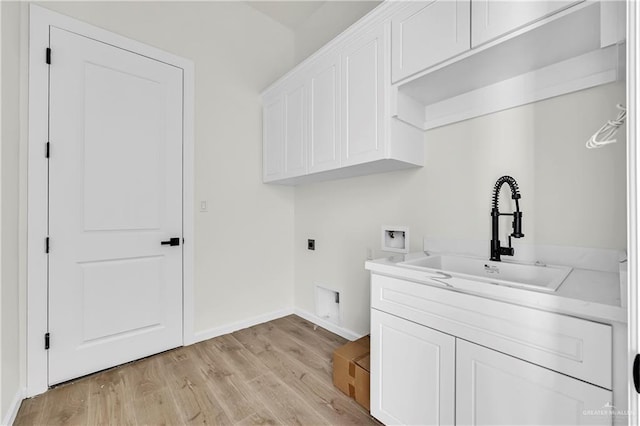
[246,1,327,30]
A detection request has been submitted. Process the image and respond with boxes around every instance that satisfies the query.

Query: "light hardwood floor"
[14,315,379,426]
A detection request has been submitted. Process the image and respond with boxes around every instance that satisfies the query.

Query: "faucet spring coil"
[492,175,521,210]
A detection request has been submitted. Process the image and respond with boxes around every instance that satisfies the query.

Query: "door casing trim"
[27,4,195,396]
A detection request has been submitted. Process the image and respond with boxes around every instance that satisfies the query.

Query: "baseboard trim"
[189,306,365,346]
[294,308,365,341]
[191,307,294,344]
[2,387,25,426]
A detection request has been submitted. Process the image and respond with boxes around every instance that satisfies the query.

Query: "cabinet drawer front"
[392,0,470,82]
[371,274,612,389]
[456,340,612,426]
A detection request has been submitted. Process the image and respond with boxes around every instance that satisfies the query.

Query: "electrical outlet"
[366,248,373,260]
[308,239,315,250]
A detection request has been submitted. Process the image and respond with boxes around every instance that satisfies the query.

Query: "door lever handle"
[634,354,640,393]
[161,237,180,246]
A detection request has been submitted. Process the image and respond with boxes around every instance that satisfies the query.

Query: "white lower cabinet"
[456,340,612,426]
[371,306,613,426]
[371,309,455,426]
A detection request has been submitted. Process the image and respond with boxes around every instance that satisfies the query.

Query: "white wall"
[294,82,627,335]
[1,1,23,420]
[293,1,380,64]
[13,0,296,351]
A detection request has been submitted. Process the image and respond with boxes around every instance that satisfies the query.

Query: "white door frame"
[27,5,195,397]
[628,0,639,422]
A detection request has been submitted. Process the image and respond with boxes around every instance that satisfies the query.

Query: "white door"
[370,309,456,425]
[341,24,387,167]
[391,0,471,82]
[48,27,183,385]
[456,340,612,425]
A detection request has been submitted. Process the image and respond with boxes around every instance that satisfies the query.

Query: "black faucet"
[490,176,524,261]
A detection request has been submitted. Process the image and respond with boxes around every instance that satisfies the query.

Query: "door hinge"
[45,237,49,254]
[44,333,50,350]
[46,48,51,65]
[45,142,50,158]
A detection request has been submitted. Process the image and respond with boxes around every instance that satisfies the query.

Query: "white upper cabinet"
[308,54,340,174]
[391,0,471,82]
[262,97,285,182]
[263,0,623,182]
[341,24,386,167]
[262,6,424,185]
[283,81,307,178]
[472,1,583,48]
[393,1,624,131]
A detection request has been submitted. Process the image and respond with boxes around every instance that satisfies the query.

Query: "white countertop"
[365,253,627,324]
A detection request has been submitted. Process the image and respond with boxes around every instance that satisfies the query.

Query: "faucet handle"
[511,211,524,238]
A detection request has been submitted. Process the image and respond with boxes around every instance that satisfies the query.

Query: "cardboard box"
[333,335,371,411]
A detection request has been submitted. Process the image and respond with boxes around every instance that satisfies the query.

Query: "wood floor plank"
[283,315,349,347]
[234,407,280,426]
[255,321,335,382]
[37,378,91,425]
[270,317,343,361]
[131,387,182,426]
[233,322,333,387]
[13,396,45,425]
[191,342,265,423]
[248,372,328,425]
[12,315,374,426]
[124,354,167,401]
[87,367,137,425]
[233,324,375,425]
[210,334,265,382]
[162,346,233,425]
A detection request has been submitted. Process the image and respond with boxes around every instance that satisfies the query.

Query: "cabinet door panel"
[472,1,582,48]
[263,97,284,182]
[456,340,612,425]
[284,83,307,177]
[309,56,340,173]
[341,25,386,167]
[392,0,470,82]
[371,309,455,425]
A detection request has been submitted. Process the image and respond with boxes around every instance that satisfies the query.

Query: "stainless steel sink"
[398,254,572,292]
